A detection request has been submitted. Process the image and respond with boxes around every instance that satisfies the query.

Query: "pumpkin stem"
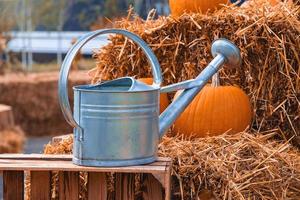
[212,72,220,87]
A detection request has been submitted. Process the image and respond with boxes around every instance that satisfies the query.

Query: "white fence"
[7,31,109,70]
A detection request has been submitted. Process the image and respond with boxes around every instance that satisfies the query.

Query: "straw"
[40,131,300,200]
[91,1,300,146]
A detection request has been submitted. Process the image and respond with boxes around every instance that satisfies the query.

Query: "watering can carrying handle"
[58,29,163,129]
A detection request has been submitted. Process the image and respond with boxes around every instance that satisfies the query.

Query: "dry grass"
[91,1,300,146]
[40,131,300,200]
[159,131,300,199]
[0,126,25,153]
[26,1,300,199]
[0,71,90,136]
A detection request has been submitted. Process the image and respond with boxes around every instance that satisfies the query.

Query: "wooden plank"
[0,154,72,160]
[59,171,79,200]
[88,172,107,200]
[0,159,167,174]
[0,154,171,163]
[142,174,164,200]
[0,158,168,167]
[164,166,172,200]
[115,173,135,200]
[3,171,24,200]
[31,171,51,200]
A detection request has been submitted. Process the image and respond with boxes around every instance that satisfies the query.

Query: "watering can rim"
[58,28,242,141]
[73,85,160,93]
[73,77,160,93]
[58,29,163,130]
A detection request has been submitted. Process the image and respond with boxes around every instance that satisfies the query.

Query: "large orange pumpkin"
[169,0,229,16]
[138,78,169,113]
[174,73,252,137]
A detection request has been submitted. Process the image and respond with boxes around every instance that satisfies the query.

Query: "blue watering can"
[58,29,241,167]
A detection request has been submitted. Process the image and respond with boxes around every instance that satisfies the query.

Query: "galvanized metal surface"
[58,29,241,167]
[73,90,160,166]
[59,29,163,167]
[59,29,163,131]
[159,39,241,136]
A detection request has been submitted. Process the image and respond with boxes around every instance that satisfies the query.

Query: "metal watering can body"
[59,29,241,167]
[73,79,160,166]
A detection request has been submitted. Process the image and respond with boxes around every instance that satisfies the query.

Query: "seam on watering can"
[78,92,81,127]
[81,103,158,109]
[74,155,157,161]
[72,159,158,167]
[73,86,160,93]
[83,115,156,120]
[82,108,157,114]
[78,92,84,141]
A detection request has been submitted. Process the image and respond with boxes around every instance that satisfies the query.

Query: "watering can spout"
[159,38,241,138]
[58,28,241,167]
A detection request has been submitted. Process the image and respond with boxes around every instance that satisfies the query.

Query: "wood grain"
[142,174,164,200]
[59,171,79,200]
[0,155,168,173]
[0,154,171,162]
[0,154,72,160]
[31,171,51,200]
[115,173,135,200]
[3,171,24,200]
[88,172,107,200]
[0,154,172,200]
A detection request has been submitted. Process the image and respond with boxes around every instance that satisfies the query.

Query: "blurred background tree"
[32,0,67,31]
[63,0,104,31]
[0,0,18,32]
[1,0,169,32]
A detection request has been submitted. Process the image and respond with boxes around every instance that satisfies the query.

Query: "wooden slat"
[164,167,172,200]
[59,171,79,200]
[0,159,167,174]
[88,172,107,200]
[0,154,72,161]
[3,171,24,200]
[142,174,164,200]
[31,171,51,200]
[0,154,171,163]
[115,173,135,200]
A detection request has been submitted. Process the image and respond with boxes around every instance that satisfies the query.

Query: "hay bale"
[159,131,300,199]
[41,132,300,199]
[44,135,73,155]
[0,71,90,136]
[91,2,300,145]
[0,104,25,153]
[0,126,25,153]
[0,104,14,130]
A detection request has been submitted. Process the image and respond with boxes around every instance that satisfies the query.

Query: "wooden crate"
[0,154,171,200]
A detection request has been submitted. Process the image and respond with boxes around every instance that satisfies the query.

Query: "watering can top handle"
[58,29,163,128]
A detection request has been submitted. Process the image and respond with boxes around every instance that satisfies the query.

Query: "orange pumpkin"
[138,78,169,113]
[174,73,252,137]
[169,0,229,16]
